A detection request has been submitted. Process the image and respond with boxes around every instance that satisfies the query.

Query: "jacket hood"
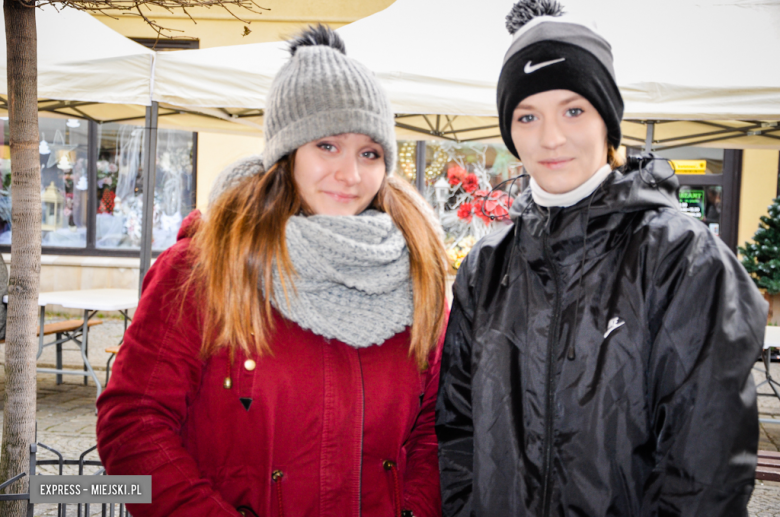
[509,156,679,221]
[176,209,202,241]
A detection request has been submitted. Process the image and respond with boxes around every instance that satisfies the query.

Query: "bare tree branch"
[37,0,270,39]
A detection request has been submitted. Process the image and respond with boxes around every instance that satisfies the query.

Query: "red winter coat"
[96,212,444,517]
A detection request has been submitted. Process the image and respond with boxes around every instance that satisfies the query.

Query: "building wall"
[738,149,780,249]
[196,133,264,210]
[91,0,396,48]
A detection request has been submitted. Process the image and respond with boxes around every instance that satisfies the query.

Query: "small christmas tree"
[739,197,780,294]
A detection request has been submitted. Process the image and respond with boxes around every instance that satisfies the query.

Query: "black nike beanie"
[498,0,623,158]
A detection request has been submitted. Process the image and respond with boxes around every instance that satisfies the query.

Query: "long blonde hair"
[187,154,448,370]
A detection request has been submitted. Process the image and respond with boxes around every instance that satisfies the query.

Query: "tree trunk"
[0,0,40,515]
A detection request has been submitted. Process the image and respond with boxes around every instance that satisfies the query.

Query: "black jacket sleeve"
[436,264,477,517]
[644,226,767,517]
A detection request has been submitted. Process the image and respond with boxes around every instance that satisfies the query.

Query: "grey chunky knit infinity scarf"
[269,210,413,348]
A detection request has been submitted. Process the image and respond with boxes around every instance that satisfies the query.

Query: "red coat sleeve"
[96,240,241,517]
[402,309,448,517]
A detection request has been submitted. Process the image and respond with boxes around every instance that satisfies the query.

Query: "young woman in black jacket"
[435,2,767,516]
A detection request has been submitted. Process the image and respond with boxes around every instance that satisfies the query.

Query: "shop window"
[678,185,722,236]
[95,124,194,250]
[131,38,200,51]
[0,117,89,247]
[0,115,197,256]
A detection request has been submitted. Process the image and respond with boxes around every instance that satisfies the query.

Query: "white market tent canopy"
[0,6,260,134]
[0,5,154,106]
[151,0,780,148]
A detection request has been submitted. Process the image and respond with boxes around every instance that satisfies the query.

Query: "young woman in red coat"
[96,25,448,517]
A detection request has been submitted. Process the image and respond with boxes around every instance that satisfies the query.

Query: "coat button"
[244,359,256,371]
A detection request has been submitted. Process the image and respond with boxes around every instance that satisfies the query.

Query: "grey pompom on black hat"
[263,25,397,175]
[505,0,564,35]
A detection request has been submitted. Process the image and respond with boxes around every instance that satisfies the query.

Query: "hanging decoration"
[398,141,416,182]
[57,154,74,171]
[431,142,520,271]
[396,141,449,184]
[46,129,78,168]
[39,133,51,155]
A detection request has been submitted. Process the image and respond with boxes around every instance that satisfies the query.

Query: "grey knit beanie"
[263,25,397,174]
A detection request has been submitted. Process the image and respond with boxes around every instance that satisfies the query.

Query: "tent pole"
[644,121,655,153]
[415,140,426,194]
[138,101,159,297]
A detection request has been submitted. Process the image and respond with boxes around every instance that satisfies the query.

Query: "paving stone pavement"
[0,317,779,514]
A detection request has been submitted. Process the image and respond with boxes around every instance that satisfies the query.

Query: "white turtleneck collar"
[530,164,613,208]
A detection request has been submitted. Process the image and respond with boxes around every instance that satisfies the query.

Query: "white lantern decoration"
[41,182,64,231]
[433,176,450,215]
[56,152,74,171]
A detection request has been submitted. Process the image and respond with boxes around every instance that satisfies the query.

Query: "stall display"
[397,141,519,270]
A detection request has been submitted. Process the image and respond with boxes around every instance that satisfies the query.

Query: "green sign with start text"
[678,189,705,219]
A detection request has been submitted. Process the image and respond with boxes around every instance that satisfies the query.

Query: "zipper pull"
[567,343,575,360]
[501,274,509,287]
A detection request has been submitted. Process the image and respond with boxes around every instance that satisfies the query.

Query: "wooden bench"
[0,319,103,385]
[0,319,102,344]
[757,450,780,482]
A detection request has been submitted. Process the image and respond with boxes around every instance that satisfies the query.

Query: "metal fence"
[0,441,128,516]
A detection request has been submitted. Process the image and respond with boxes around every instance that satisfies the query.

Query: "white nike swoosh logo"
[524,58,566,74]
[603,317,625,339]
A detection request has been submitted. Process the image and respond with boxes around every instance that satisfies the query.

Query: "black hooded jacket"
[436,159,767,517]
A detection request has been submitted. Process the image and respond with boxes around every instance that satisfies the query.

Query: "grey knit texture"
[503,19,616,80]
[207,154,265,206]
[268,210,412,348]
[263,44,397,175]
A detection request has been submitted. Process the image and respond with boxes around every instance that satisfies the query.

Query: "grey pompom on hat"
[263,25,397,175]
